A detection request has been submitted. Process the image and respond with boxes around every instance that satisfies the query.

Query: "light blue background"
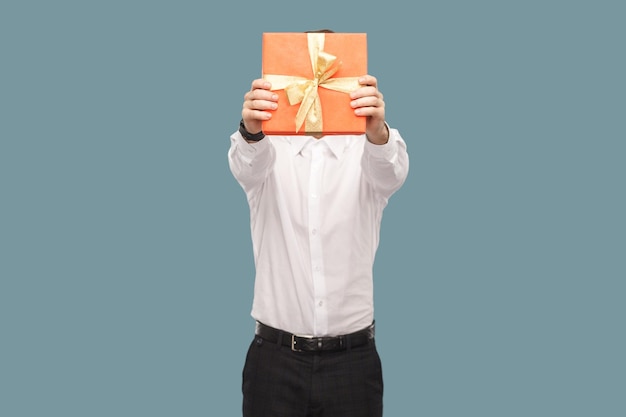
[1,1,624,416]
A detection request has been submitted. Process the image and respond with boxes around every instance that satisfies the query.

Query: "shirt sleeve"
[228,130,275,195]
[361,126,410,200]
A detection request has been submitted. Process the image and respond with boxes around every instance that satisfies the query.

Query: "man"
[228,61,409,416]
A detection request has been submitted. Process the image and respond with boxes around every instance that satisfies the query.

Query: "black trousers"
[242,332,384,417]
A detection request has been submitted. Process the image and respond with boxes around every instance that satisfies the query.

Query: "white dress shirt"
[228,128,409,336]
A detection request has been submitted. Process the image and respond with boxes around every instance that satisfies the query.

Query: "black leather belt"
[255,321,375,352]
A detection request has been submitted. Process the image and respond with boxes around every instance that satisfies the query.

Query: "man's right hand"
[241,79,278,134]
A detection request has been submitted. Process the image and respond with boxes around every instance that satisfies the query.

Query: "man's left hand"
[350,75,389,145]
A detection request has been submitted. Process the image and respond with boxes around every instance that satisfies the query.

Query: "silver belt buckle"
[292,334,325,351]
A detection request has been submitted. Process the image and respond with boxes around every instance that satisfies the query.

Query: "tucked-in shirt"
[228,128,409,336]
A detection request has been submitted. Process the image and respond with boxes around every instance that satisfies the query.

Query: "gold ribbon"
[264,33,361,134]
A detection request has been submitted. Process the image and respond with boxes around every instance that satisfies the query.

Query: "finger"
[242,108,273,122]
[354,103,385,117]
[244,97,278,111]
[251,78,272,91]
[350,94,384,110]
[350,86,381,100]
[358,75,378,88]
[244,88,271,101]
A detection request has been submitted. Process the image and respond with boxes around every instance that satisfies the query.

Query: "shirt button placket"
[309,143,327,335]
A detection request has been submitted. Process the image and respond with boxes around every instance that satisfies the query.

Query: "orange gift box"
[261,32,367,135]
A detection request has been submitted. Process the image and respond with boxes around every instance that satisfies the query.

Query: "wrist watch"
[239,119,265,142]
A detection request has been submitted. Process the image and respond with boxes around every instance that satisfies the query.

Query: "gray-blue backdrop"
[1,1,624,416]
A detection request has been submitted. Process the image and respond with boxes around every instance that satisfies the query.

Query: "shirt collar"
[289,135,350,159]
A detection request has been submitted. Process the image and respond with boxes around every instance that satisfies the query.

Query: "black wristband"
[239,119,266,142]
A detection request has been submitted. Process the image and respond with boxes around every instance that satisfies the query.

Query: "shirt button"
[311,229,317,235]
[318,300,324,307]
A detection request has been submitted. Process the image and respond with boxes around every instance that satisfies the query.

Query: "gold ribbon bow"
[264,33,361,134]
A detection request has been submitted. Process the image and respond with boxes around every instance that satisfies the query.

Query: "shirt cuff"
[233,130,271,164]
[364,127,400,161]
